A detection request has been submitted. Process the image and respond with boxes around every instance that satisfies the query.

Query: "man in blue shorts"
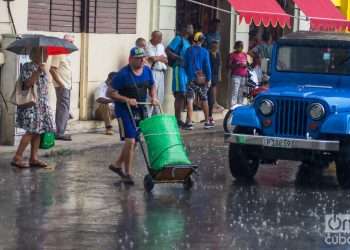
[108,47,158,185]
[166,24,193,128]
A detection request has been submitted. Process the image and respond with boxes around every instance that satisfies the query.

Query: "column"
[159,0,177,114]
[0,34,17,145]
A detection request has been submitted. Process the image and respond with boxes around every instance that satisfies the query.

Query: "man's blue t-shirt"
[167,35,191,62]
[112,65,154,118]
[167,35,191,92]
[184,45,212,82]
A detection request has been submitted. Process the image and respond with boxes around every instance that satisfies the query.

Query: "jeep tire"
[228,127,260,180]
[223,109,234,133]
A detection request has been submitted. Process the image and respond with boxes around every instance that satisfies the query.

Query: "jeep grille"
[275,98,309,138]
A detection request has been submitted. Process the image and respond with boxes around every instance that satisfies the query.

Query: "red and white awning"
[293,0,350,30]
[228,0,292,28]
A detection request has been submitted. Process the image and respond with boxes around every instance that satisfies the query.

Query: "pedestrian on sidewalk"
[228,41,248,105]
[208,40,222,125]
[107,47,159,185]
[135,37,147,49]
[145,31,168,115]
[204,18,221,49]
[49,34,74,141]
[184,32,212,130]
[12,48,55,168]
[247,50,263,85]
[166,24,193,128]
[135,37,149,66]
[94,72,117,135]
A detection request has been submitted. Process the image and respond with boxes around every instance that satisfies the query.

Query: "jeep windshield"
[277,45,350,75]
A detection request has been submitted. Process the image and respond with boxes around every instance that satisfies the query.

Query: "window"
[277,46,350,75]
[28,0,81,32]
[28,0,136,34]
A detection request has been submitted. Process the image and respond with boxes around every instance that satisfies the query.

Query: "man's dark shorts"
[187,81,209,101]
[117,114,138,141]
[116,106,147,141]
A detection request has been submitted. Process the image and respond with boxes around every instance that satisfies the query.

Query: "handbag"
[11,78,37,108]
[194,70,207,85]
[191,48,207,85]
[40,132,55,149]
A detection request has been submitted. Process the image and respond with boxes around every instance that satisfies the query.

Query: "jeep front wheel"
[228,128,260,180]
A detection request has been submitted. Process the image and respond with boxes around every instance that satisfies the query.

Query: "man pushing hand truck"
[107,47,159,185]
[108,47,197,190]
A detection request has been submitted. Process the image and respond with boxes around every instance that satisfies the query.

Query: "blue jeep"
[225,32,350,188]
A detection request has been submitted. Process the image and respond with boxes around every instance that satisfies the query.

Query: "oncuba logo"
[325,214,350,233]
[325,214,350,246]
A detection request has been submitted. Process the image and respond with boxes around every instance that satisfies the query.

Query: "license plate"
[262,137,294,149]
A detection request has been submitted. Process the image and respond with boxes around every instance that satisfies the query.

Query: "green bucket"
[40,132,55,150]
[139,115,191,171]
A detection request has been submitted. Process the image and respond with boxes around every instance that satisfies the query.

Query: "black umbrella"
[6,34,78,55]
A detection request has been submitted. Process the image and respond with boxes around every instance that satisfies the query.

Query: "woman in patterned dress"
[11,47,55,168]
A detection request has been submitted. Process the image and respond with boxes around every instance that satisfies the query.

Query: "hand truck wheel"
[183,176,194,190]
[144,174,154,192]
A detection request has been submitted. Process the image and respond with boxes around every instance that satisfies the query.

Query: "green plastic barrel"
[139,115,191,171]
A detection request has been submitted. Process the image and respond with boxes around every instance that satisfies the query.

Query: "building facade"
[0,0,346,145]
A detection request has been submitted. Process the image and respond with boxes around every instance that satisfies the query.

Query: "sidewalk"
[0,121,224,159]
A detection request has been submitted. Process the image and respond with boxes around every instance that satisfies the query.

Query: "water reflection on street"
[0,133,349,249]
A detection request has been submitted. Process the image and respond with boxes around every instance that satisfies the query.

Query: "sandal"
[11,160,30,169]
[29,160,48,168]
[109,164,126,178]
[123,175,135,186]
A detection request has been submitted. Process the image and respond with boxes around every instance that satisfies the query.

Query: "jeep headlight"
[309,103,325,120]
[259,99,274,116]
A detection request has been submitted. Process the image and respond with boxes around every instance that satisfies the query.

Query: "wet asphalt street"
[0,132,350,250]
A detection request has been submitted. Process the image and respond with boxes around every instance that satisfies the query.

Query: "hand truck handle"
[136,102,163,114]
[125,102,163,126]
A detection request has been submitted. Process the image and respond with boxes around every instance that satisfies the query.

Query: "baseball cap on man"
[193,32,205,42]
[130,47,145,58]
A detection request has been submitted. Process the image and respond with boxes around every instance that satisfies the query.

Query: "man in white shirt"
[145,31,168,113]
[94,72,116,135]
[50,34,74,141]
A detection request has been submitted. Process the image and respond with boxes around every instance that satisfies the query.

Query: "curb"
[1,127,224,160]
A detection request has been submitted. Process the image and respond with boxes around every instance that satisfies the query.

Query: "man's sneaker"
[182,122,194,130]
[209,117,216,125]
[204,122,215,129]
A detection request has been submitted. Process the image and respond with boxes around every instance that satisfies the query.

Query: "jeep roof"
[277,31,350,48]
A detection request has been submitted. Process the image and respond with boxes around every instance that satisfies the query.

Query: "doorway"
[176,0,218,33]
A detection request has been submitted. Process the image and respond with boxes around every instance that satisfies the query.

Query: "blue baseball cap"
[130,47,145,58]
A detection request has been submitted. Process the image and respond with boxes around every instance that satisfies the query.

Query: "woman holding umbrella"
[11,47,55,168]
[7,34,78,168]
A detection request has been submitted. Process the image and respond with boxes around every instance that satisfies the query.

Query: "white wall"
[298,10,311,31]
[235,16,250,52]
[86,0,152,118]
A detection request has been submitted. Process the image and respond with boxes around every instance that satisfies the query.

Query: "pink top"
[229,52,248,77]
